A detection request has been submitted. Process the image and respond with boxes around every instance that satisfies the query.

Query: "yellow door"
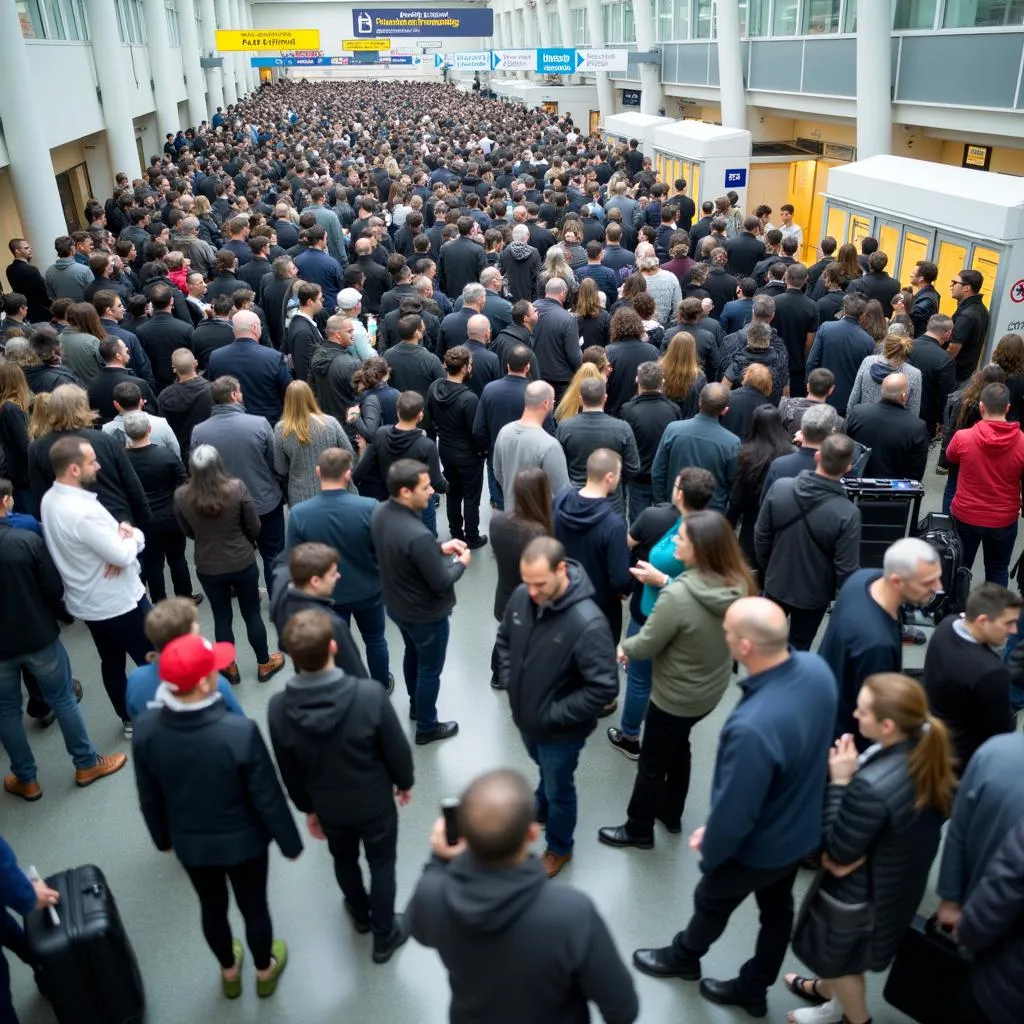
[900,231,930,286]
[589,110,601,135]
[971,245,1002,301]
[878,224,901,277]
[849,215,871,245]
[936,240,968,316]
[825,206,848,245]
[690,162,701,209]
[787,160,817,263]
[806,162,832,258]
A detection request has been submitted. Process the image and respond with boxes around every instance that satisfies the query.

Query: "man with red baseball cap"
[132,633,302,999]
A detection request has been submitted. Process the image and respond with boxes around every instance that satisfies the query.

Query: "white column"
[215,0,238,106]
[143,0,180,137]
[632,0,663,115]
[198,0,225,116]
[584,0,615,123]
[177,0,208,128]
[242,2,257,92]
[716,0,747,129]
[856,0,891,157]
[85,0,141,178]
[510,6,525,79]
[0,1,72,267]
[556,0,572,43]
[537,3,552,49]
[523,1,537,80]
[502,11,513,74]
[229,0,247,99]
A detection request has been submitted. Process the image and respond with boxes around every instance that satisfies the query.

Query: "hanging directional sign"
[434,50,490,71]
[251,54,421,67]
[536,48,577,75]
[490,49,535,72]
[575,48,629,72]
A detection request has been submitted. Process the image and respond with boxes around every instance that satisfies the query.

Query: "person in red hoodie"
[947,380,1024,586]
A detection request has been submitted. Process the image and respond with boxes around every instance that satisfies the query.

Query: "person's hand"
[457,549,472,567]
[936,900,962,932]
[441,538,467,556]
[793,429,804,447]
[821,852,866,878]
[33,881,60,912]
[616,645,628,667]
[689,825,705,852]
[829,734,859,785]
[103,564,123,578]
[355,435,366,454]
[306,813,325,841]
[345,406,360,424]
[429,816,467,861]
[629,560,667,587]
[117,522,135,539]
[395,788,412,807]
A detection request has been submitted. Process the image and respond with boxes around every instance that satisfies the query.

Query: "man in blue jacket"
[633,597,837,1017]
[207,310,290,425]
[294,225,344,313]
[805,293,874,415]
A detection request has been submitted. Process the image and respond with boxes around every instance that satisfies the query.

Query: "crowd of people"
[1,77,1023,1024]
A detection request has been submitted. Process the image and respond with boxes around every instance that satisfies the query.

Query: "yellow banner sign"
[343,38,391,51]
[215,29,321,51]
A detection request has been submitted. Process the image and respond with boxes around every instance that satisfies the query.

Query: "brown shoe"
[224,661,241,685]
[540,849,572,878]
[4,774,42,801]
[257,652,285,683]
[75,753,128,788]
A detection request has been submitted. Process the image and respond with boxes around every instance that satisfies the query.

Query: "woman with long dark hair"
[728,406,795,567]
[659,331,706,419]
[349,357,399,500]
[174,445,284,684]
[488,467,553,685]
[574,278,611,349]
[599,510,756,847]
[785,672,955,1024]
[0,362,33,513]
[60,303,106,384]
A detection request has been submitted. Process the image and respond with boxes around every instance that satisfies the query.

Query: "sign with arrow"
[575,48,628,72]
[490,49,535,72]
[435,50,490,71]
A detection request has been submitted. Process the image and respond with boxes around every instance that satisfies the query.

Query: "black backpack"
[917,513,971,624]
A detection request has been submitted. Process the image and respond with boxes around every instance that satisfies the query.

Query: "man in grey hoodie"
[44,236,93,302]
[498,224,541,303]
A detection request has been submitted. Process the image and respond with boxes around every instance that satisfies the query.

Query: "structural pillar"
[856,0,892,158]
[632,0,664,115]
[536,3,552,50]
[215,0,238,106]
[177,0,208,128]
[229,0,247,99]
[198,0,225,116]
[510,6,525,79]
[143,0,181,138]
[584,0,615,124]
[716,0,747,129]
[555,0,572,46]
[0,0,73,267]
[85,0,142,178]
[523,3,537,80]
[242,2,257,92]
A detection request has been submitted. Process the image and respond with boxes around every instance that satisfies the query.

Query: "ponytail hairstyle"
[864,673,956,816]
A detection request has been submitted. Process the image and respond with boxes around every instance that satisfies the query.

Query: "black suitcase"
[917,512,971,624]
[882,914,970,1023]
[24,864,145,1024]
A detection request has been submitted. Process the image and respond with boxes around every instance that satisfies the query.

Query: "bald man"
[463,313,500,398]
[633,596,837,1018]
[206,309,291,424]
[845,372,930,481]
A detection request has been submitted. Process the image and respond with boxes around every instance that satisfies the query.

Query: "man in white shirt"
[41,436,153,737]
[778,204,804,251]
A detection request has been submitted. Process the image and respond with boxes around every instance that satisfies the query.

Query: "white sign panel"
[490,49,535,71]
[576,48,629,72]
[443,50,490,71]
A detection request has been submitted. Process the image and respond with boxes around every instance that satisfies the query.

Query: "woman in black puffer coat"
[784,672,956,1024]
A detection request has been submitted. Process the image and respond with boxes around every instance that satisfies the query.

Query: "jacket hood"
[377,426,427,459]
[308,342,345,377]
[742,345,780,367]
[680,571,748,616]
[868,358,897,385]
[281,667,358,735]
[52,257,77,270]
[552,488,616,531]
[792,468,846,504]
[431,378,470,407]
[441,852,547,932]
[156,376,207,413]
[509,242,535,261]
[975,419,1024,452]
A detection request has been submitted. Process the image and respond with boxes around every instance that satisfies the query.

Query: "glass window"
[623,2,636,41]
[42,0,67,39]
[741,0,770,35]
[65,0,89,39]
[893,0,937,28]
[572,7,589,44]
[943,0,1024,27]
[603,3,620,43]
[656,0,673,41]
[673,0,690,39]
[772,0,800,34]
[843,0,857,31]
[805,0,842,33]
[548,11,557,42]
[16,0,45,37]
[166,0,180,46]
[695,0,714,36]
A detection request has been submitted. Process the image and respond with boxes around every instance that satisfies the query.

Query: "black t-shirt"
[627,503,680,625]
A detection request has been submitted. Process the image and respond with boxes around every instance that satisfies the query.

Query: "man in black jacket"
[135,285,195,391]
[949,268,990,383]
[6,239,51,322]
[845,374,931,481]
[490,301,540,380]
[353,237,391,314]
[406,768,638,1024]
[495,536,619,877]
[158,349,213,465]
[86,337,159,424]
[269,609,413,963]
[909,259,940,338]
[260,255,298,350]
[190,294,235,371]
[908,313,956,439]
[498,225,541,304]
[439,217,487,300]
[370,459,471,744]
[724,217,765,279]
[860,250,901,310]
[284,282,324,383]
[383,314,444,406]
[532,278,580,404]
[771,264,819,397]
[238,237,273,296]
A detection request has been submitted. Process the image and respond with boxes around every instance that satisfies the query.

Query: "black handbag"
[791,865,875,978]
[882,914,971,1023]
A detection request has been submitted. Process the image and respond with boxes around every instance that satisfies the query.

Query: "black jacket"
[532,298,580,385]
[143,276,193,326]
[0,519,64,658]
[355,256,391,314]
[136,312,195,391]
[354,425,446,496]
[133,701,303,867]
[620,393,682,478]
[439,236,487,300]
[488,512,546,622]
[190,318,234,371]
[845,399,931,480]
[370,498,465,624]
[704,266,739,320]
[406,850,638,1024]
[284,315,324,384]
[491,325,539,381]
[499,243,541,303]
[860,271,901,311]
[260,274,293,350]
[959,817,1024,1024]
[383,343,444,404]
[125,443,187,522]
[23,362,81,396]
[910,284,940,338]
[605,338,659,418]
[772,287,820,380]
[908,335,957,438]
[6,259,51,321]
[309,343,361,424]
[720,386,775,441]
[268,667,413,828]
[157,376,213,465]
[86,367,159,424]
[496,562,619,743]
[238,256,272,296]
[427,379,481,465]
[724,232,765,278]
[472,375,534,458]
[205,271,249,303]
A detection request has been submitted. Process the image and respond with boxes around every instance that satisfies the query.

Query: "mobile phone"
[441,798,461,846]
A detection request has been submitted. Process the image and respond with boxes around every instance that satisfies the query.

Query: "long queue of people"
[0,78,1022,1024]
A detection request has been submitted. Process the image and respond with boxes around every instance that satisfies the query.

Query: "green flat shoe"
[221,938,244,999]
[256,939,288,998]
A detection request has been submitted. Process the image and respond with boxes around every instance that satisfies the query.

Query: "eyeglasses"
[951,279,964,286]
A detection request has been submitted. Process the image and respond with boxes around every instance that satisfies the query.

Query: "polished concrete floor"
[5,447,994,1023]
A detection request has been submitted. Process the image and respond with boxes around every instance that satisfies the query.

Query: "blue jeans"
[620,617,652,738]
[421,496,437,537]
[942,470,957,515]
[953,517,1018,587]
[521,734,585,855]
[627,481,654,526]
[0,641,97,782]
[389,614,449,732]
[486,461,504,510]
[335,594,390,686]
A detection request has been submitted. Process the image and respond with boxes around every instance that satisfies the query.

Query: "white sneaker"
[787,999,843,1024]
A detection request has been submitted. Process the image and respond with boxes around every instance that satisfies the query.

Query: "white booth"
[604,112,676,152]
[650,121,752,219]
[491,81,601,132]
[822,155,1024,353]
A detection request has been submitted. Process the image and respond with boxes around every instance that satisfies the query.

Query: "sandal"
[785,974,828,1005]
[221,938,243,999]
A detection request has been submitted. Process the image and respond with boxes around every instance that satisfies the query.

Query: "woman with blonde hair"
[272,380,351,506]
[60,302,106,384]
[0,362,34,512]
[192,194,223,249]
[539,246,577,300]
[555,362,605,423]
[785,672,955,1024]
[659,331,706,419]
[847,332,922,417]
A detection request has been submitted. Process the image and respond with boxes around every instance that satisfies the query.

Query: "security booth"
[651,120,752,219]
[822,155,1024,352]
[603,112,675,154]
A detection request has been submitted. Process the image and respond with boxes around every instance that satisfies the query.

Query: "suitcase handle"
[27,865,60,927]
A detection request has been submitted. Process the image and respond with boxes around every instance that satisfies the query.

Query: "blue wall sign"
[724,168,747,187]
[351,8,494,38]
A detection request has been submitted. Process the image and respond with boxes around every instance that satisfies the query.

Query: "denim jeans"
[198,562,270,663]
[84,598,153,723]
[486,460,504,510]
[0,641,97,782]
[257,502,286,594]
[389,614,450,732]
[942,469,957,515]
[335,594,390,686]
[521,733,585,855]
[953,517,1018,587]
[620,617,652,738]
[627,481,654,526]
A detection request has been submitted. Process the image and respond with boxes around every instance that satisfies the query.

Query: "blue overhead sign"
[536,48,576,75]
[352,8,493,38]
[250,55,421,67]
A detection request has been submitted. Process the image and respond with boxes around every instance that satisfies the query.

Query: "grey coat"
[273,414,352,506]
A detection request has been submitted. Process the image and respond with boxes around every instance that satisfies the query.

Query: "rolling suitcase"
[917,512,972,624]
[24,864,145,1024]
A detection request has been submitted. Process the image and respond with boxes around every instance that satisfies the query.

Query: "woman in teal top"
[639,519,687,616]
